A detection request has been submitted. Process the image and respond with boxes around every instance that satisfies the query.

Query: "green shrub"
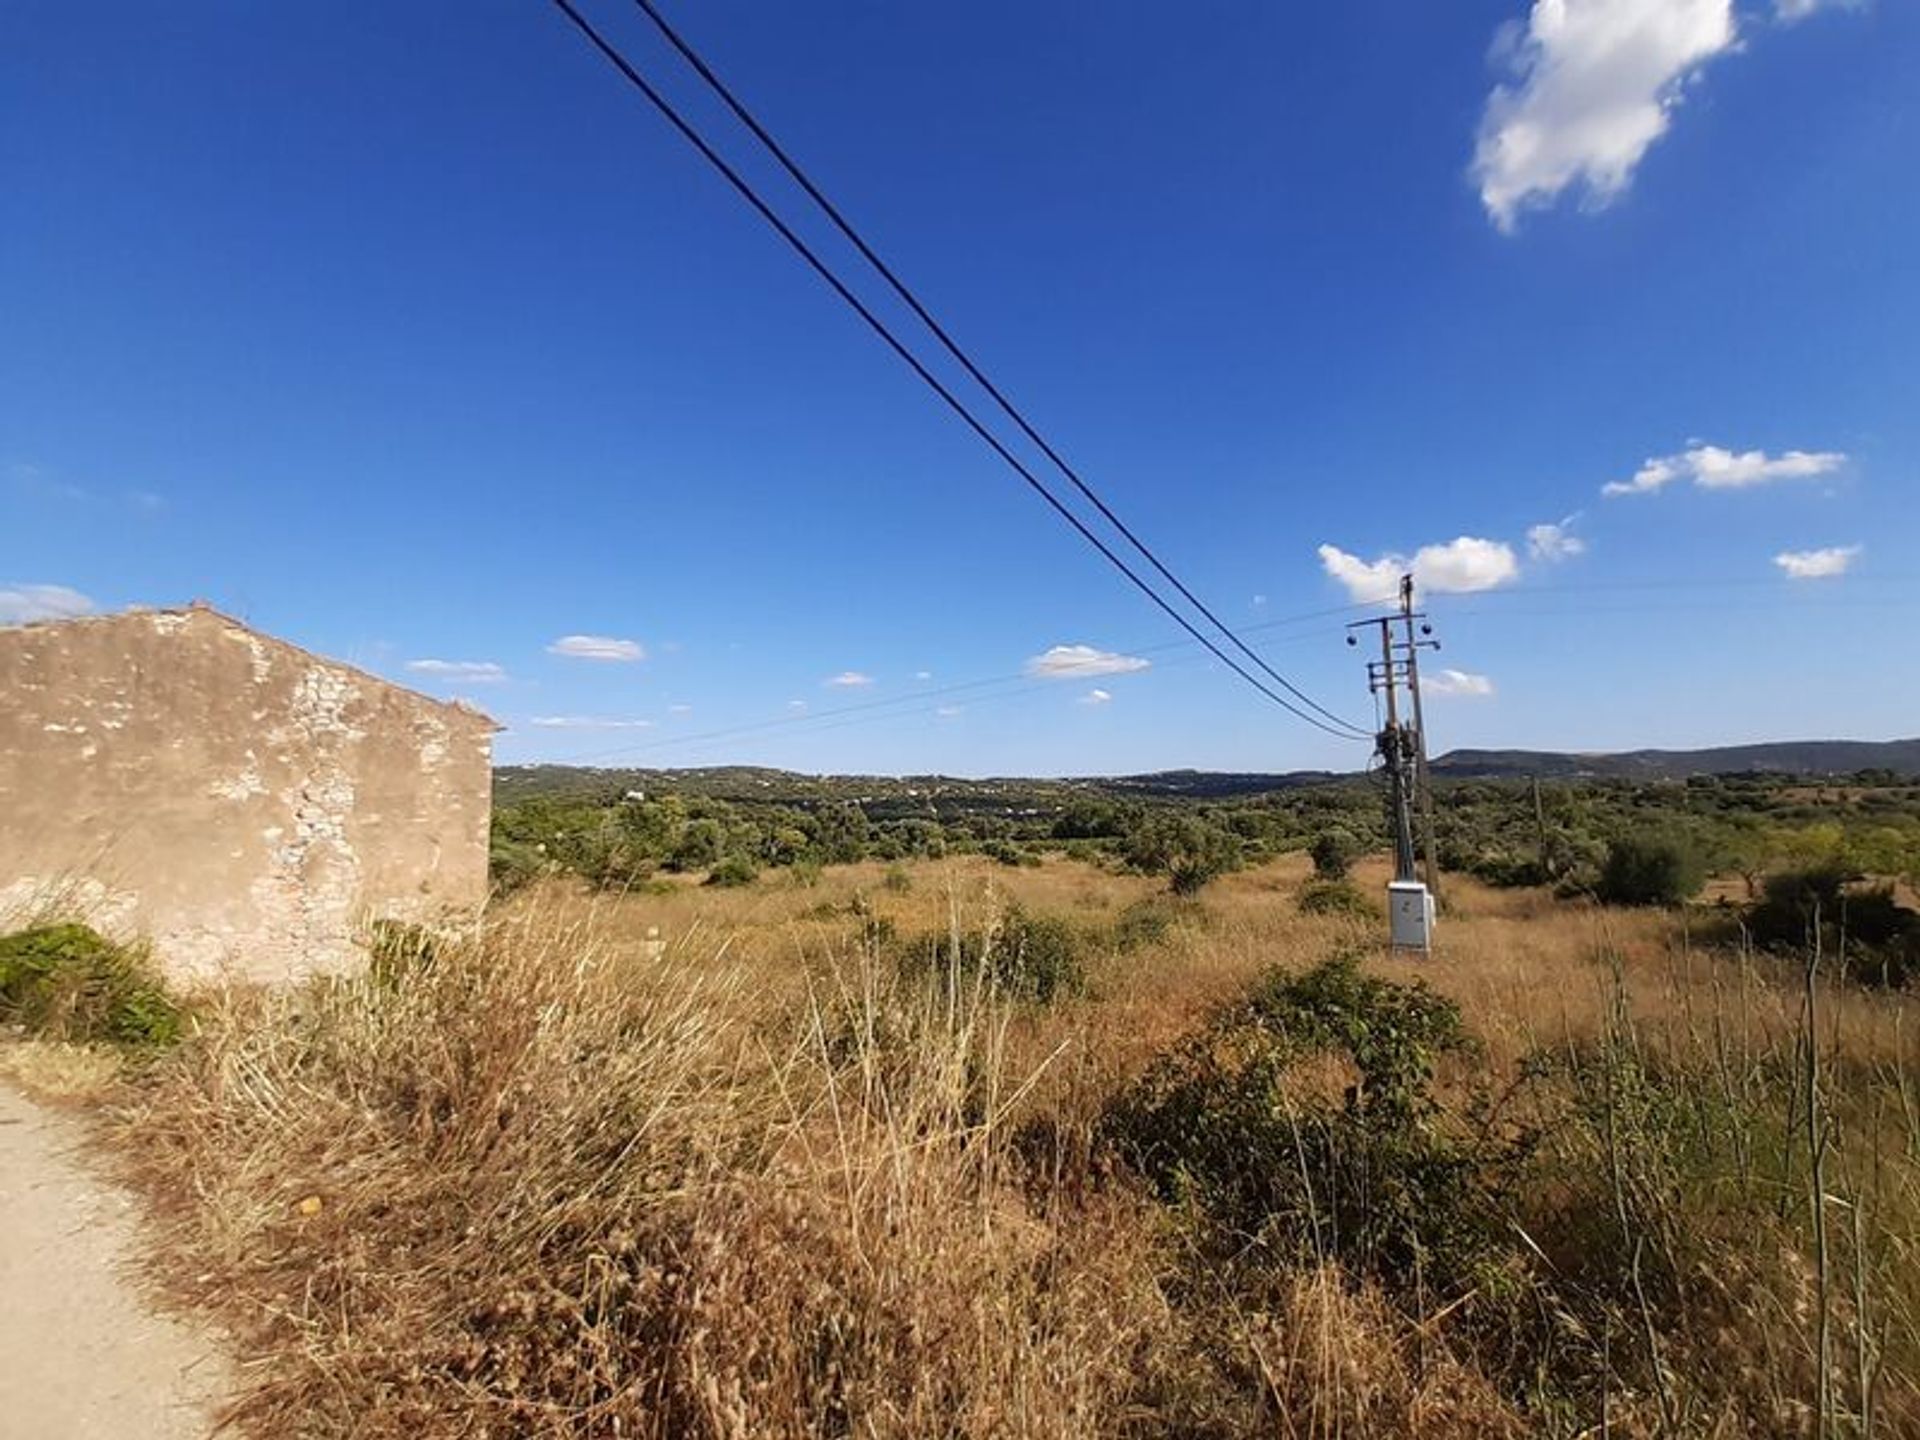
[487,837,548,897]
[881,865,913,895]
[1593,834,1705,907]
[897,906,1086,1004]
[1103,953,1496,1291]
[705,854,759,888]
[1110,899,1182,953]
[0,923,182,1047]
[1124,814,1243,896]
[1308,828,1360,880]
[1745,866,1917,987]
[1296,877,1378,919]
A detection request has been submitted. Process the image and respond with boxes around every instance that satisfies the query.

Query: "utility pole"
[1348,576,1442,953]
[1398,575,1443,903]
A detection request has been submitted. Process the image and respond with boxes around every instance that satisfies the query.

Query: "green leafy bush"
[0,923,181,1047]
[705,854,759,888]
[881,865,913,895]
[1308,828,1360,880]
[1296,878,1378,919]
[1594,834,1705,907]
[1103,953,1497,1291]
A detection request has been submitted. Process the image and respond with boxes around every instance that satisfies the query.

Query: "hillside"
[495,738,1920,806]
[1430,738,1920,781]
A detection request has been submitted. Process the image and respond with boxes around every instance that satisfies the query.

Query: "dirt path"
[0,1083,229,1439]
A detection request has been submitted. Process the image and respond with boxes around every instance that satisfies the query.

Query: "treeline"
[489,782,1389,895]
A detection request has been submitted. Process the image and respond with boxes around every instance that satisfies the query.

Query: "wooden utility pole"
[1398,575,1443,902]
[1349,612,1418,884]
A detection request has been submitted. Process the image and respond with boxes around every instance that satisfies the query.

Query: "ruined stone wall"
[0,608,494,984]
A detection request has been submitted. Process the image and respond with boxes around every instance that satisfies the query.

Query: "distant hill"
[495,738,1920,808]
[1429,739,1920,781]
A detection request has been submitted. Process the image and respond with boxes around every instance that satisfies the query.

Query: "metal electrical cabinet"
[1387,880,1435,953]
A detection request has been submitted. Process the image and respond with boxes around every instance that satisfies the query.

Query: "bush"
[1103,953,1496,1291]
[1297,878,1378,920]
[1745,866,1917,987]
[0,923,181,1047]
[705,854,759,888]
[1308,828,1361,880]
[1110,899,1183,953]
[881,865,913,894]
[1593,834,1705,907]
[487,837,548,897]
[897,906,1086,1004]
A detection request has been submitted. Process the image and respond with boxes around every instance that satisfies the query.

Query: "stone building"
[0,605,496,983]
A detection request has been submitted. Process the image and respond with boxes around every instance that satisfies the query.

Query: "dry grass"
[0,1035,124,1102]
[100,853,1920,1437]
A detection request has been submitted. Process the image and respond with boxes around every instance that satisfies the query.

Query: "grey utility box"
[1387,880,1435,953]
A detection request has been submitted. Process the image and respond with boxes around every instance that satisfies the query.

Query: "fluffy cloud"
[1472,0,1737,232]
[914,670,933,681]
[406,658,506,683]
[527,715,653,729]
[1774,544,1860,579]
[935,705,964,718]
[1079,688,1114,706]
[1317,537,1519,604]
[1527,520,1587,561]
[824,671,874,688]
[0,582,95,625]
[1425,669,1497,698]
[1603,443,1846,496]
[547,634,645,662]
[1025,644,1152,679]
[787,699,809,712]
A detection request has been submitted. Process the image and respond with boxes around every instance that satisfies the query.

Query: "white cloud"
[0,582,96,625]
[406,658,507,683]
[668,703,693,715]
[1472,0,1737,232]
[787,699,809,712]
[1527,520,1587,562]
[1079,688,1114,706]
[936,705,963,718]
[1024,644,1152,679]
[824,671,874,688]
[1425,669,1497,698]
[1603,443,1846,496]
[914,670,933,681]
[1774,544,1860,579]
[1252,594,1269,608]
[1775,0,1864,20]
[527,715,653,729]
[547,634,645,662]
[1317,537,1519,604]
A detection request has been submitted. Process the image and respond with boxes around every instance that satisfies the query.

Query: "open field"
[89,853,1920,1436]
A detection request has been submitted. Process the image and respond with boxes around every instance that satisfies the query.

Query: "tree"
[1125,814,1243,896]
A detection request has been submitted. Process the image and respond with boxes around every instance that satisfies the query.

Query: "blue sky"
[3,0,1914,776]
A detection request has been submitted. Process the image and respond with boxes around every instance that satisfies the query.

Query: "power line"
[544,0,1371,743]
[622,0,1364,739]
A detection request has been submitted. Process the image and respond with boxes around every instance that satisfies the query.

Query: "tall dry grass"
[105,854,1920,1437]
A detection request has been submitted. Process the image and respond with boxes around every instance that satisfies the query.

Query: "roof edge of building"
[2,602,502,733]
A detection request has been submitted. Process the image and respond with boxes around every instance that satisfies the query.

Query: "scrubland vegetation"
[6,768,1919,1435]
[33,830,1907,1438]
